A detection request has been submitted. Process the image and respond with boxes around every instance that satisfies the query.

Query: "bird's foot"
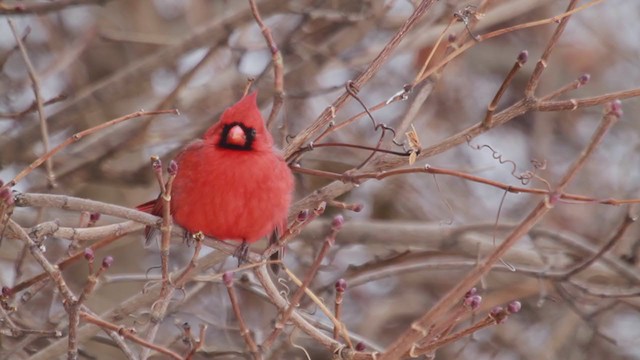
[183,230,194,246]
[268,231,284,274]
[233,240,249,267]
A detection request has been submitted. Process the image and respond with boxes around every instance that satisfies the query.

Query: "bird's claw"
[233,240,249,267]
[183,230,194,246]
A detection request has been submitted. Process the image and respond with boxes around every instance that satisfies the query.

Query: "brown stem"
[262,202,326,258]
[293,164,640,207]
[141,244,208,355]
[413,16,456,84]
[248,0,284,129]
[0,0,110,15]
[483,50,528,128]
[79,311,182,360]
[160,168,176,294]
[184,324,208,360]
[524,0,579,97]
[537,88,640,111]
[173,233,204,286]
[223,272,262,359]
[15,192,159,225]
[412,317,494,356]
[0,94,66,119]
[262,218,341,350]
[540,74,589,101]
[333,279,346,340]
[560,209,636,279]
[7,19,56,188]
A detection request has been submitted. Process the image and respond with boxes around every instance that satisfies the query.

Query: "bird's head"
[205,92,273,151]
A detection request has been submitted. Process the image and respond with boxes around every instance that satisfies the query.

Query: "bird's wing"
[136,197,162,244]
[136,199,159,214]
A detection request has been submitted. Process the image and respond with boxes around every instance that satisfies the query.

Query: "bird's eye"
[249,128,257,137]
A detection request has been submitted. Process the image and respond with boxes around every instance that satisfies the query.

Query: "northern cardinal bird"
[137,92,293,259]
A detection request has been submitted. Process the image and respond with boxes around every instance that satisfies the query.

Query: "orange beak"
[227,125,246,146]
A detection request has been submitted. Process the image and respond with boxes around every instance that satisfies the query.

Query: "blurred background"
[2,0,640,359]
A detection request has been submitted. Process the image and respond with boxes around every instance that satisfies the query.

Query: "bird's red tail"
[136,199,157,213]
[136,198,162,244]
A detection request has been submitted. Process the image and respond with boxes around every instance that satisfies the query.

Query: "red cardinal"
[137,92,293,259]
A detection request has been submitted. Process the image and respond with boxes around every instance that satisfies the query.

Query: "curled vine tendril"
[277,277,291,298]
[285,82,417,168]
[466,136,546,186]
[345,80,407,168]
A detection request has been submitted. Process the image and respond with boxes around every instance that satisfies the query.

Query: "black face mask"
[218,122,257,151]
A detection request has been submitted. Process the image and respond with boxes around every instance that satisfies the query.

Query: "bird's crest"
[204,92,272,150]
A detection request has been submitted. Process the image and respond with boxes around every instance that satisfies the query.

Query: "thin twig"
[560,208,636,279]
[183,324,207,360]
[68,255,113,360]
[79,311,182,360]
[414,316,494,356]
[417,297,476,348]
[14,193,159,225]
[261,216,343,350]
[8,19,56,188]
[540,73,590,101]
[89,309,139,360]
[282,267,354,348]
[413,16,457,84]
[248,0,284,128]
[333,279,347,340]
[173,232,204,286]
[263,202,326,258]
[524,0,579,97]
[327,200,363,213]
[537,87,640,111]
[0,0,110,15]
[0,94,67,119]
[140,192,194,360]
[301,94,410,151]
[125,46,217,148]
[483,50,528,128]
[4,109,178,189]
[160,161,177,294]
[292,164,640,206]
[223,272,262,359]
